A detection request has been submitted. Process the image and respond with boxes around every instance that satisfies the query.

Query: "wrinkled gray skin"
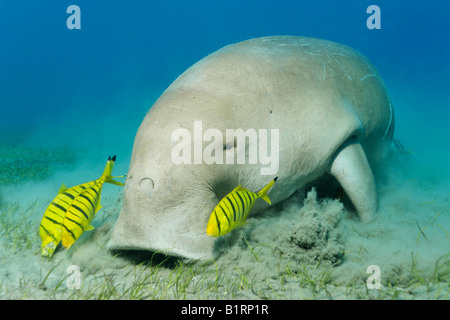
[108,36,394,260]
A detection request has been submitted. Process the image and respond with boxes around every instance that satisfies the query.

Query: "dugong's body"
[108,36,394,260]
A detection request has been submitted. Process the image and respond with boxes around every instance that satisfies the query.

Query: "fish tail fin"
[102,155,125,186]
[41,241,58,258]
[257,177,278,205]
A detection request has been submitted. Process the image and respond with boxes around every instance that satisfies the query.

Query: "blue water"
[2,1,449,157]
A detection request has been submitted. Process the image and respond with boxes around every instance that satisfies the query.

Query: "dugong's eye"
[223,138,237,151]
[223,143,233,151]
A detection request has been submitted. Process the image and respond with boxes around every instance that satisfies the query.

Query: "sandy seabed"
[0,136,448,300]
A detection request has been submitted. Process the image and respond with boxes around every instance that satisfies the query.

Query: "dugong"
[108,36,394,260]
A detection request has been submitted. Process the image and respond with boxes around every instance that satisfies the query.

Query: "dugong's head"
[108,38,287,260]
[108,88,247,260]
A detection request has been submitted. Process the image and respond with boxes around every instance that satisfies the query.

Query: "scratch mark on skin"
[360,74,376,81]
[384,99,393,138]
[327,51,350,57]
[277,43,300,47]
[168,105,186,112]
[361,60,380,82]
[303,49,322,56]
[322,45,352,81]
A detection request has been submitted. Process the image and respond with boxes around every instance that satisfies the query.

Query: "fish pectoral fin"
[95,204,103,213]
[57,183,68,194]
[86,225,95,231]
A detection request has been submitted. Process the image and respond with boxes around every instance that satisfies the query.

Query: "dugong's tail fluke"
[257,177,278,205]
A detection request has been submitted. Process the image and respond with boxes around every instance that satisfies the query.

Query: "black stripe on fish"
[51,202,68,213]
[241,192,250,218]
[83,188,98,199]
[63,224,77,241]
[76,199,91,212]
[234,192,246,221]
[48,208,65,218]
[59,197,72,207]
[44,216,62,226]
[214,210,221,235]
[39,224,58,241]
[80,194,95,209]
[64,216,84,231]
[220,203,231,225]
[239,191,248,208]
[72,204,89,220]
[227,193,237,221]
[72,186,86,194]
[248,191,256,205]
[225,195,237,222]
[63,192,75,200]
[67,210,82,220]
[75,193,94,211]
[218,203,229,224]
[242,191,251,208]
[89,186,99,197]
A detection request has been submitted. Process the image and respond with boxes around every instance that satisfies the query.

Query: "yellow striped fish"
[39,155,124,258]
[206,177,278,237]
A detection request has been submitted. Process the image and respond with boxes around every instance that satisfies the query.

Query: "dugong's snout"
[108,173,218,260]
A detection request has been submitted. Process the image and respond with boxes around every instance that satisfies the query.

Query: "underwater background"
[0,0,449,299]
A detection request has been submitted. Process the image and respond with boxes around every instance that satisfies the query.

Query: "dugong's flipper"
[330,142,378,222]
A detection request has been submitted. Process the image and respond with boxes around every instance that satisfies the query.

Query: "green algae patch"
[0,142,77,186]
